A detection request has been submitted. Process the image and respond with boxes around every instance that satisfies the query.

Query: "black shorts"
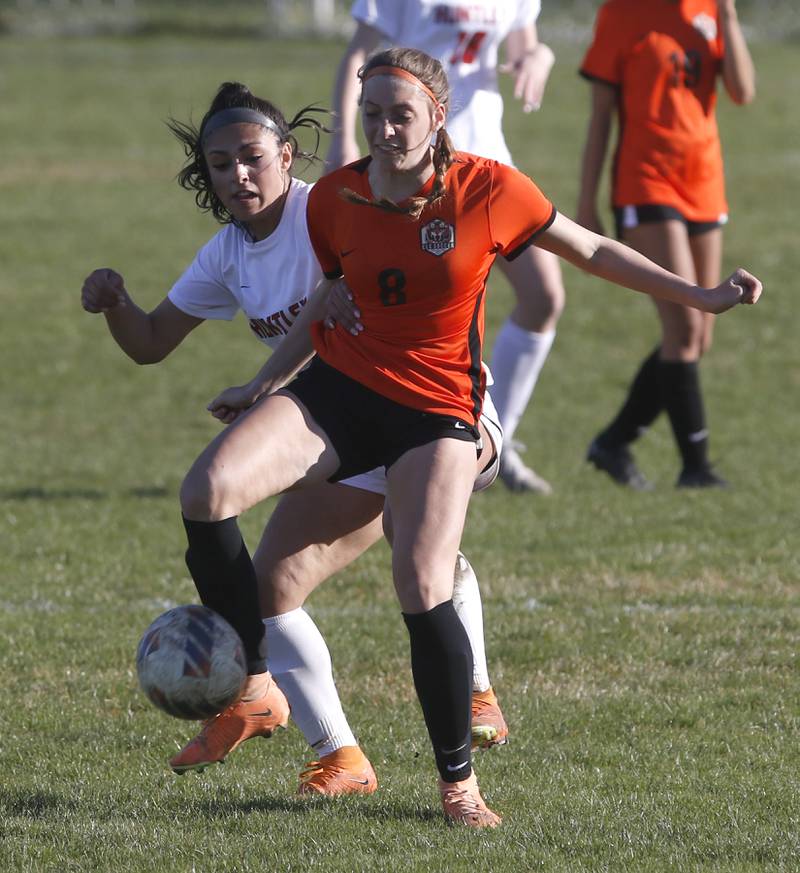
[283,358,481,483]
[614,204,727,239]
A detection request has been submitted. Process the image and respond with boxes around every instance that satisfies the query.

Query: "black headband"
[201,107,283,143]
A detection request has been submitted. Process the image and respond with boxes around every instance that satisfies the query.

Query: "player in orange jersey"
[577,0,756,489]
[329,0,561,495]
[179,47,760,827]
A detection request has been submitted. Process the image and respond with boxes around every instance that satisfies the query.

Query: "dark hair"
[342,47,456,220]
[168,81,331,224]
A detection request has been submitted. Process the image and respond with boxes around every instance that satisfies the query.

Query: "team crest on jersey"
[420,219,455,256]
[692,13,717,42]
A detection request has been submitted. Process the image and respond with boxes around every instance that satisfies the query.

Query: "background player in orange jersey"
[180,47,760,827]
[577,0,756,489]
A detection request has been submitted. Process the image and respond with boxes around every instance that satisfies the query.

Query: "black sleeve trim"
[323,269,344,280]
[578,69,620,90]
[504,205,558,262]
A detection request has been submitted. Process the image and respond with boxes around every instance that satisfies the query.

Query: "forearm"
[104,301,167,364]
[245,282,330,397]
[328,45,369,161]
[540,217,702,306]
[506,23,552,67]
[720,3,756,104]
[568,234,704,306]
[577,116,610,216]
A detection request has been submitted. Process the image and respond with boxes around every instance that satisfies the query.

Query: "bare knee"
[511,277,565,332]
[257,564,309,616]
[254,541,337,617]
[180,461,231,521]
[660,312,709,361]
[502,248,565,332]
[393,555,455,613]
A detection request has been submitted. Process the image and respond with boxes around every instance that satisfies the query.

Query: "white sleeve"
[168,236,239,321]
[511,0,542,30]
[350,0,403,41]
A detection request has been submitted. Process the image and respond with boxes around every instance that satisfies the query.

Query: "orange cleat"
[298,746,378,796]
[170,674,289,774]
[439,772,501,828]
[471,687,509,749]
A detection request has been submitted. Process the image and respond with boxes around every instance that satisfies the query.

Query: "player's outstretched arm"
[326,21,384,171]
[81,268,202,364]
[537,212,762,313]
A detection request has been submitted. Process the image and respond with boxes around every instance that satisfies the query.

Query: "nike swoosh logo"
[446,760,469,772]
[339,248,356,258]
[252,709,273,718]
[348,778,371,785]
[454,421,467,430]
[441,742,468,754]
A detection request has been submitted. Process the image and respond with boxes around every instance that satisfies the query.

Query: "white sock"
[489,320,556,443]
[452,552,491,693]
[261,608,357,757]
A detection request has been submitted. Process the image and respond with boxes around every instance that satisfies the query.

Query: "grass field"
[1,29,799,873]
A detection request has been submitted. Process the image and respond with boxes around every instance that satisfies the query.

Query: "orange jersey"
[580,0,727,222]
[306,153,555,425]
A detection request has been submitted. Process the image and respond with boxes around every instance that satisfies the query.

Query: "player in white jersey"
[80,82,507,796]
[328,0,564,494]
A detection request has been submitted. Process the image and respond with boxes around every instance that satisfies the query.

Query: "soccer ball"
[135,604,247,719]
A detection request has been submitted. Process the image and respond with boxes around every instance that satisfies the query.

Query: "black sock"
[599,347,663,447]
[182,515,266,674]
[403,601,473,783]
[658,359,709,472]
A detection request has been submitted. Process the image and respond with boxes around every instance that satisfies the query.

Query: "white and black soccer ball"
[136,605,247,720]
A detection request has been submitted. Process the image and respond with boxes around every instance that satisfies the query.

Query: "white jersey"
[351,0,541,164]
[168,178,321,350]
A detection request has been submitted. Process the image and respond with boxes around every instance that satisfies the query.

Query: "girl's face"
[203,122,292,238]
[361,75,444,173]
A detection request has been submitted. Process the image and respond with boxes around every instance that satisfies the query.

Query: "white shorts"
[340,389,504,497]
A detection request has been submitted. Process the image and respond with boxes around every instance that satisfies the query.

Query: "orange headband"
[363,65,440,105]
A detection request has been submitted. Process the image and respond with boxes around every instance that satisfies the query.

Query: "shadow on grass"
[2,487,105,501]
[195,794,441,825]
[1,486,169,501]
[0,788,77,819]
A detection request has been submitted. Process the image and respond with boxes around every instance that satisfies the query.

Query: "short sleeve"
[168,237,239,321]
[579,2,627,87]
[350,0,402,40]
[306,182,343,280]
[510,0,541,30]
[489,164,556,261]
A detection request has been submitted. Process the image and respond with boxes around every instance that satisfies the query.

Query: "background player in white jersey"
[328,0,563,494]
[80,82,507,795]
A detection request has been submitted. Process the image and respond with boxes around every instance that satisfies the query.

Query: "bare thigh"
[386,438,477,614]
[253,482,385,616]
[496,244,565,333]
[180,391,341,522]
[623,221,707,361]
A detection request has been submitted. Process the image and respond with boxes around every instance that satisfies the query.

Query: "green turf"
[1,33,798,873]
